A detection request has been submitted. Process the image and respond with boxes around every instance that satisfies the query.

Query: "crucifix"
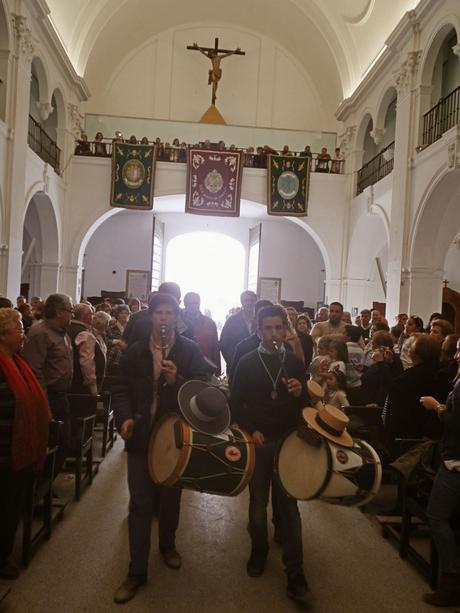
[187,38,245,105]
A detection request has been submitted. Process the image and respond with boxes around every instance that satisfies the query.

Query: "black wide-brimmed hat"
[178,380,231,435]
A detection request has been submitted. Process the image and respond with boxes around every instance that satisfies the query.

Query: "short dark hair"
[240,290,257,303]
[257,305,288,328]
[345,324,363,343]
[158,282,181,302]
[329,301,343,311]
[43,294,71,319]
[360,309,371,316]
[255,299,272,315]
[148,293,180,315]
[413,334,441,364]
[328,369,347,391]
[372,322,390,333]
[408,315,424,332]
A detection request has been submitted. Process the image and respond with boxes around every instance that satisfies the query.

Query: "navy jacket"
[112,333,208,453]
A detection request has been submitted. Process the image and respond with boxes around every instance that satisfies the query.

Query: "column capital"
[36,101,54,121]
[370,127,385,146]
[452,42,460,60]
[11,14,36,63]
[393,50,422,96]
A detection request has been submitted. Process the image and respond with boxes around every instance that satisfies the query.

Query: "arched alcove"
[29,56,50,121]
[80,195,327,312]
[355,112,376,167]
[22,191,59,298]
[375,86,397,147]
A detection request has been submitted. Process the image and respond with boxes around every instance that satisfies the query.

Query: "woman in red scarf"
[0,308,50,579]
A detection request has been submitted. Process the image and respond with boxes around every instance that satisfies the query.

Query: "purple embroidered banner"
[185,148,243,217]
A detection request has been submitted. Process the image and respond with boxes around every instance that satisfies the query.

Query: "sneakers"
[160,548,182,570]
[113,574,146,604]
[246,551,267,577]
[287,573,311,604]
[0,562,19,580]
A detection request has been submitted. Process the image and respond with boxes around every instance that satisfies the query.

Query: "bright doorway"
[164,231,246,332]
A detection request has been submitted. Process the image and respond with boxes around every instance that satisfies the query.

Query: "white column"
[1,15,35,298]
[59,265,82,301]
[407,267,444,324]
[385,51,422,322]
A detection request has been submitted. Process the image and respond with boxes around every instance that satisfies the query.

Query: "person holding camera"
[361,330,403,407]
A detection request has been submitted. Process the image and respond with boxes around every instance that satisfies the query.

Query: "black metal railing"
[422,84,460,147]
[73,138,346,174]
[28,115,61,173]
[356,141,395,195]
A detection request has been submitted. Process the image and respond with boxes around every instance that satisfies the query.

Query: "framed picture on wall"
[258,277,282,303]
[126,269,150,302]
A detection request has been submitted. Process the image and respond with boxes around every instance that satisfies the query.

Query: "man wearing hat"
[112,293,208,604]
[230,304,310,604]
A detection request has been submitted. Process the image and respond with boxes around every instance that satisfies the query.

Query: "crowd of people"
[74,131,345,173]
[1,286,459,607]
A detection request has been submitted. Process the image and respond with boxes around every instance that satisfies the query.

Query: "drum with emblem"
[275,428,381,507]
[148,414,255,496]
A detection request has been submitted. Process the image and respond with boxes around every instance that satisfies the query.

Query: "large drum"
[148,414,255,496]
[276,429,381,507]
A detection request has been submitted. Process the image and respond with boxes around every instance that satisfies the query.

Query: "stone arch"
[374,85,397,140]
[30,55,50,106]
[22,191,60,298]
[408,166,460,320]
[50,86,67,152]
[355,111,379,168]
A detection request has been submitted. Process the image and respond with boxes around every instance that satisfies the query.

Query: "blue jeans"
[249,442,303,577]
[427,464,460,574]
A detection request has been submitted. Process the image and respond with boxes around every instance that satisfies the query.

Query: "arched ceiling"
[46,0,419,101]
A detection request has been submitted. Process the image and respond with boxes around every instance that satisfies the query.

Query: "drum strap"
[315,415,343,438]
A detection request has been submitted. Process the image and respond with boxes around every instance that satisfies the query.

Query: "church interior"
[1,0,460,610]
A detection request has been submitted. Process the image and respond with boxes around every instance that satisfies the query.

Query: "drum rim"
[274,428,334,500]
[227,427,255,496]
[148,414,191,486]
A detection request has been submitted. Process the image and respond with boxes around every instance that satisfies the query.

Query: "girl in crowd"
[398,315,424,370]
[308,335,333,383]
[328,339,348,376]
[324,370,349,410]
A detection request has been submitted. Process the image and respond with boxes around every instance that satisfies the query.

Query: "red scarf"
[0,351,51,472]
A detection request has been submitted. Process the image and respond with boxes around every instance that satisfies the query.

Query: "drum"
[307,380,325,409]
[148,413,255,496]
[275,429,381,507]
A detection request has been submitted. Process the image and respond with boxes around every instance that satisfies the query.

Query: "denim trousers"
[427,464,460,574]
[127,451,182,576]
[249,441,303,577]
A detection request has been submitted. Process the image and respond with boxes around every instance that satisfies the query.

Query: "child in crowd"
[344,324,364,404]
[328,339,348,376]
[324,370,349,410]
[309,335,333,383]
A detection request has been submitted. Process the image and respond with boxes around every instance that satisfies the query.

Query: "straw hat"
[307,380,325,406]
[178,380,231,435]
[302,404,353,448]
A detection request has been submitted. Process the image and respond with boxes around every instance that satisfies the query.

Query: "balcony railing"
[422,84,460,147]
[356,141,395,195]
[74,139,346,174]
[28,115,61,173]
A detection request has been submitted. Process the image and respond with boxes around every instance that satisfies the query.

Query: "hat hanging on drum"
[303,404,353,448]
[178,380,231,435]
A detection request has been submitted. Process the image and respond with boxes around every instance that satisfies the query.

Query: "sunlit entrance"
[164,231,246,331]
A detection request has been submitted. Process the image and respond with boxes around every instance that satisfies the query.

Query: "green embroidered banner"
[110,143,156,210]
[267,155,310,217]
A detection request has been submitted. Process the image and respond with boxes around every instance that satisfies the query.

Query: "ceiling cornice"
[27,0,90,101]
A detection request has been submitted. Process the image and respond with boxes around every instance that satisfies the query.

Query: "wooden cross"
[443,279,449,288]
[187,38,245,105]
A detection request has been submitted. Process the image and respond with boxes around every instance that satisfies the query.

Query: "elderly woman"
[361,330,403,406]
[383,334,442,454]
[0,309,50,579]
[106,305,130,377]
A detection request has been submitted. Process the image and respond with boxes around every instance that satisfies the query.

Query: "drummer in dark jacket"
[112,293,208,605]
[230,304,311,605]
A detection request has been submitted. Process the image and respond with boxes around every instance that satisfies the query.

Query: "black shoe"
[246,551,267,577]
[160,549,182,570]
[287,574,310,603]
[113,574,146,604]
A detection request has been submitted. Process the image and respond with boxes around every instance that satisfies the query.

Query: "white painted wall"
[444,241,460,293]
[82,208,326,310]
